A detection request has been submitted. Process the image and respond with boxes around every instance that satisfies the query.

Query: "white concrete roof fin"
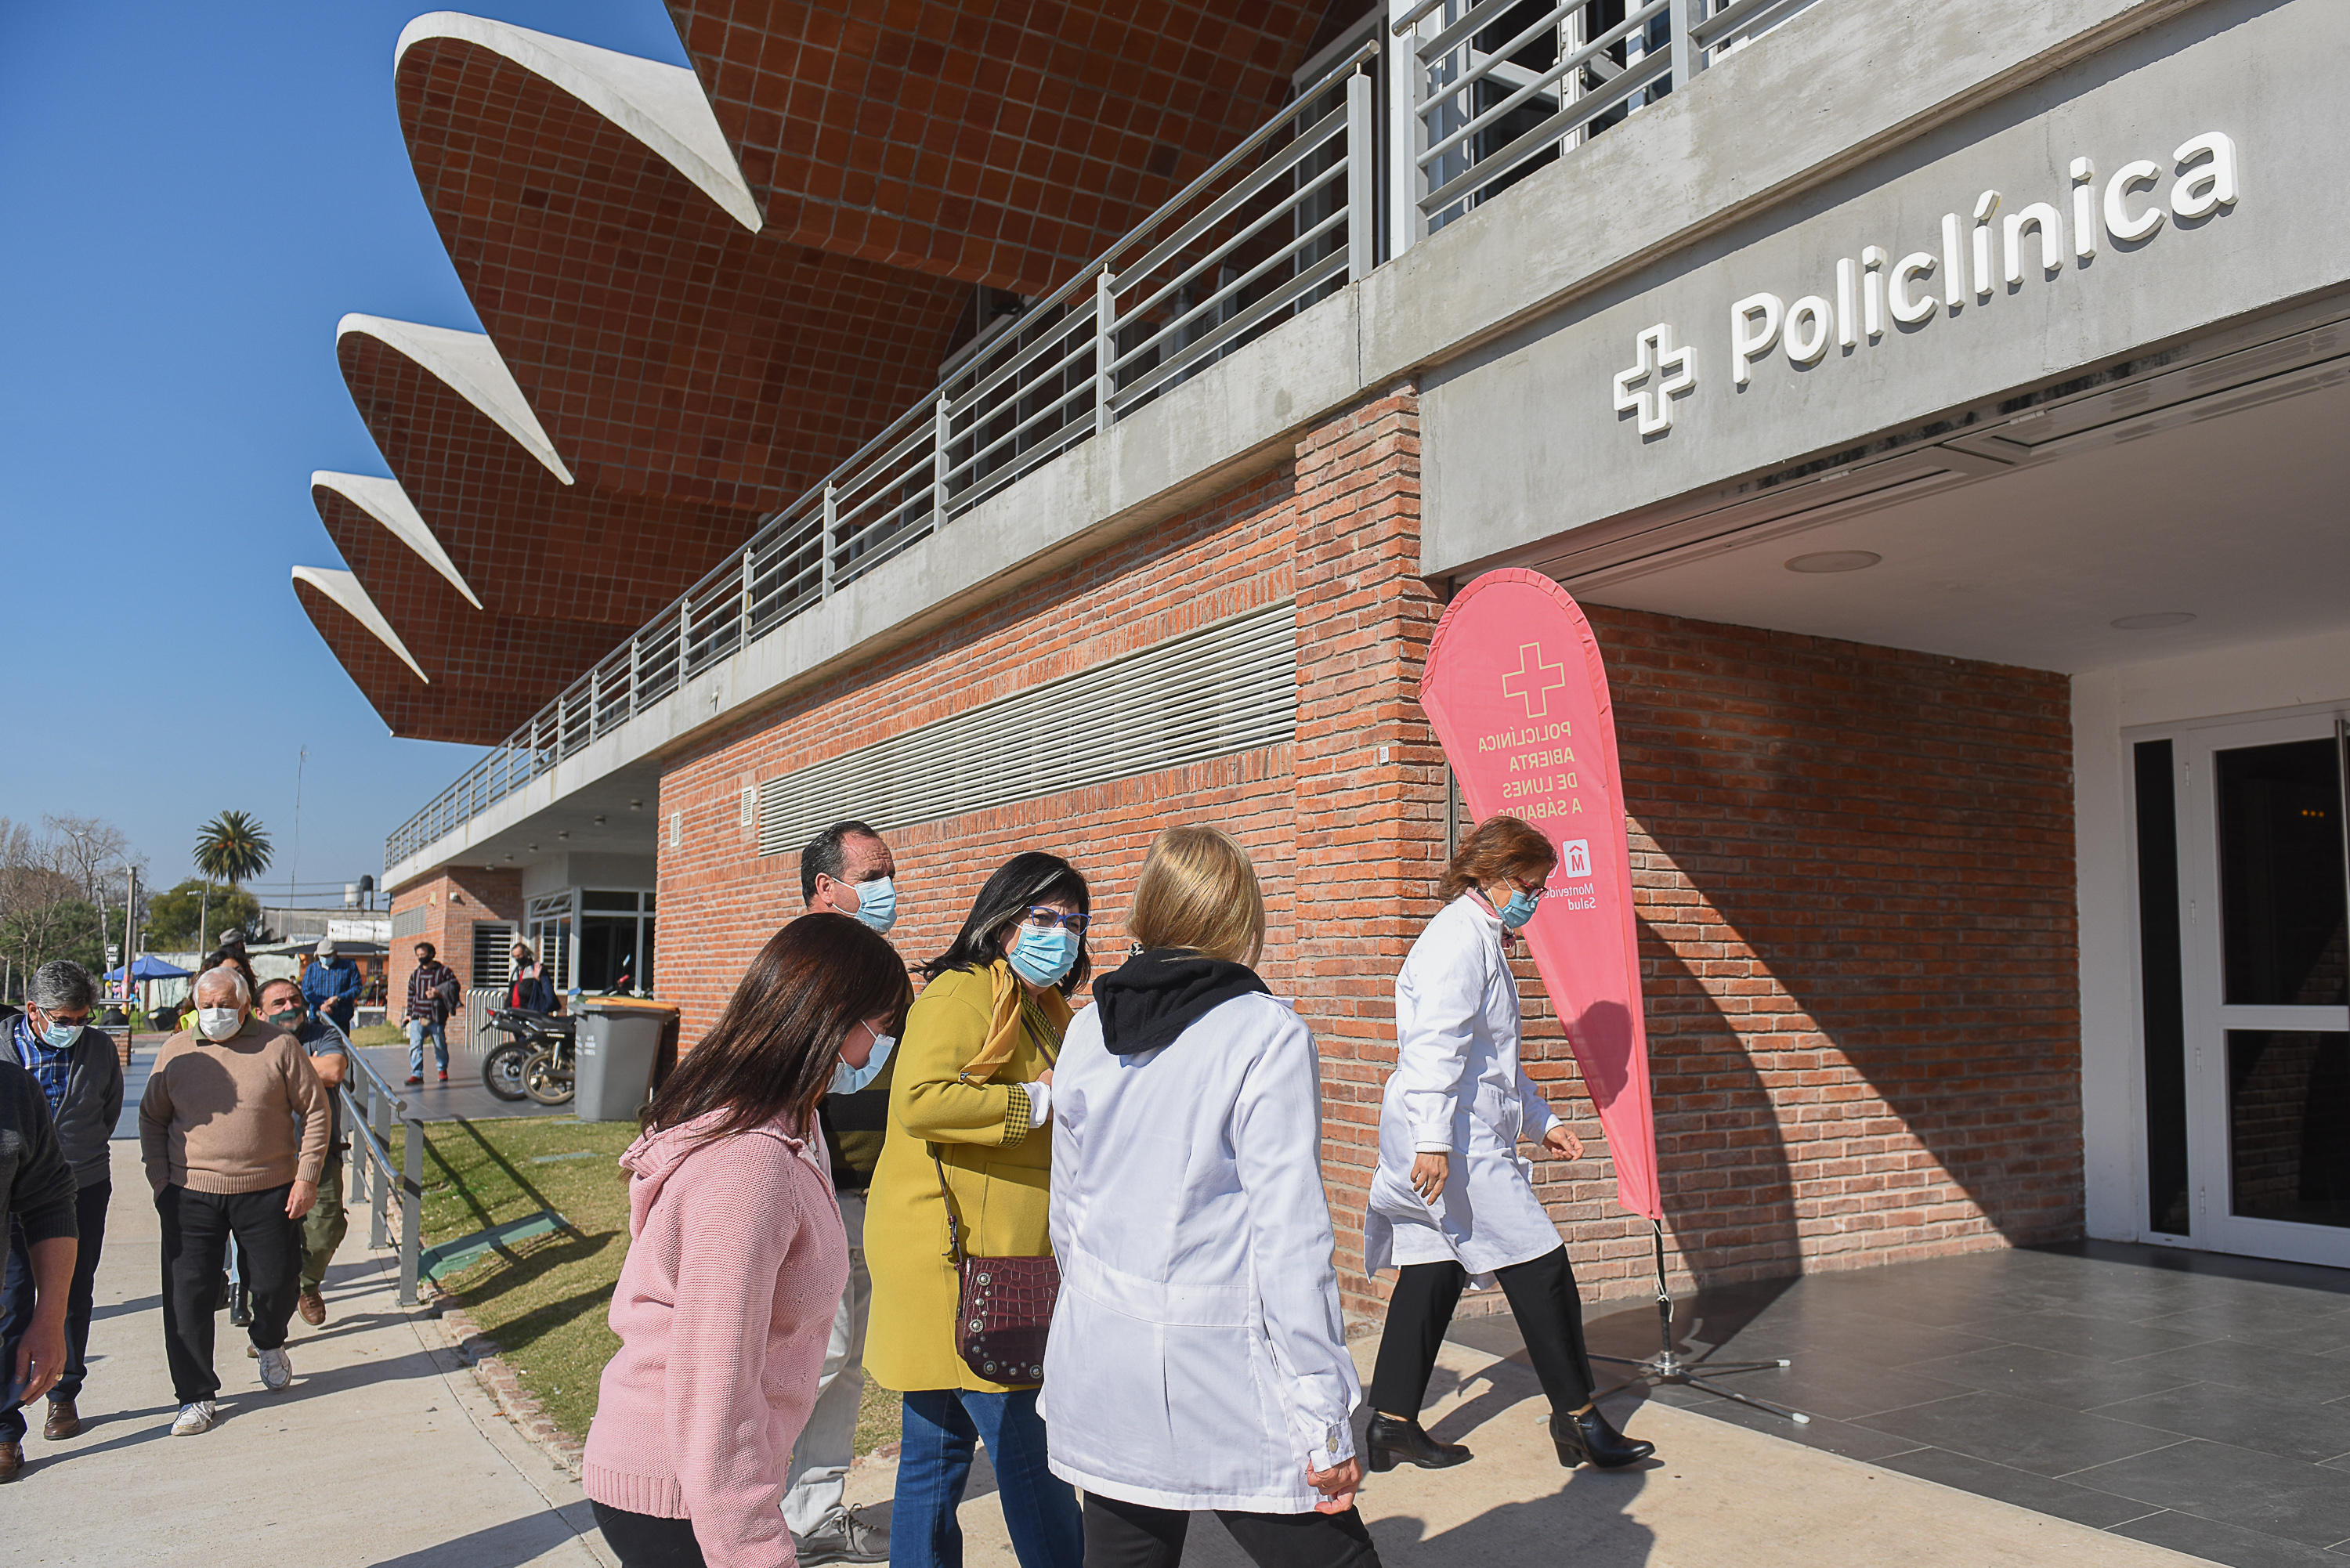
[293,566,430,684]
[396,12,764,234]
[337,313,576,486]
[313,471,484,610]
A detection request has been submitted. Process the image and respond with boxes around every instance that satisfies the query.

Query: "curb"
[421,1281,586,1477]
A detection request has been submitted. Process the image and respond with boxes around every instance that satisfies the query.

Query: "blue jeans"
[407,1017,449,1075]
[1,1180,109,1439]
[893,1389,1080,1568]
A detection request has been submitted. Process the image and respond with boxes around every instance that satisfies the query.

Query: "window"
[472,923,516,988]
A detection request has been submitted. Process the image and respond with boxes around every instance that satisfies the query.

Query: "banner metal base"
[1590,1220,1811,1425]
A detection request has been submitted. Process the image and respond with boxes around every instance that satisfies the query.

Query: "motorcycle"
[481,1008,575,1104]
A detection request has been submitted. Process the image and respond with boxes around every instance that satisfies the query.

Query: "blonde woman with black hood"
[1044,826,1377,1568]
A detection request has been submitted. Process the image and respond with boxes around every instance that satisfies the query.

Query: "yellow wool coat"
[863,963,1066,1393]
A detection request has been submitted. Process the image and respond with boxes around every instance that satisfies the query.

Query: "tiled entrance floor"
[1451,1241,2350,1567]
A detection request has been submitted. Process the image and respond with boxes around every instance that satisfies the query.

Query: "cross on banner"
[1501,642,1568,717]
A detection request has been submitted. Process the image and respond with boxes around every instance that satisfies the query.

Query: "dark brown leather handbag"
[932,1147,1058,1386]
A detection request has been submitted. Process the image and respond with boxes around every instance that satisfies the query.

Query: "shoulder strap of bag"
[930,1143,967,1268]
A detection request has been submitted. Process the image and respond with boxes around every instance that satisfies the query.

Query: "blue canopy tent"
[107,956,192,984]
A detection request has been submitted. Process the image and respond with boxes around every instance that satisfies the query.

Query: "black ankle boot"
[1551,1405,1654,1469]
[1365,1414,1473,1472]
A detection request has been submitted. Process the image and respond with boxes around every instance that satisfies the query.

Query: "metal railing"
[1399,0,1818,232]
[386,42,1380,870]
[342,1046,425,1306]
[386,2,1826,869]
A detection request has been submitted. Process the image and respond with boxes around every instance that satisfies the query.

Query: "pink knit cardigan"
[582,1109,848,1568]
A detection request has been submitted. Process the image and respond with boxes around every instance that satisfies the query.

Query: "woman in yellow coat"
[866,851,1091,1568]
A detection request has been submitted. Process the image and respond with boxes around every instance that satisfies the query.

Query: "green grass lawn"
[349,1023,406,1047]
[419,1115,903,1455]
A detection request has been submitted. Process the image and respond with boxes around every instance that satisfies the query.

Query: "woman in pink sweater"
[584,914,913,1567]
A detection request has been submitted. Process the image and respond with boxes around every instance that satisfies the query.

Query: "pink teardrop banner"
[1419,569,1660,1222]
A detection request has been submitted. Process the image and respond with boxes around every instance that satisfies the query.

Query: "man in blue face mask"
[2,959,121,1471]
[786,821,902,1563]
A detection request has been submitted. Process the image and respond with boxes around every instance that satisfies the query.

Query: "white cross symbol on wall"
[1611,323,1697,436]
[1501,642,1567,718]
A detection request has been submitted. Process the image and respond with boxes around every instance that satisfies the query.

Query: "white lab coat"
[1043,992,1360,1512]
[1363,894,1564,1279]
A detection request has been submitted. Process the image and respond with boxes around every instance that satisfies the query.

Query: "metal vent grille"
[757,601,1296,856]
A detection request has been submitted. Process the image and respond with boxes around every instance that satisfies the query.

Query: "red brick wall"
[656,461,1305,1038]
[649,384,2084,1320]
[1582,607,2083,1289]
[388,867,525,1042]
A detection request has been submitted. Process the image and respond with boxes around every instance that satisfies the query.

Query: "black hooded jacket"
[1092,948,1270,1057]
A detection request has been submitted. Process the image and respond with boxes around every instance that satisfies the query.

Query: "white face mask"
[197,1006,243,1042]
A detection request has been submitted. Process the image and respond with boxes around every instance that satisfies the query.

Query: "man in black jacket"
[0,1043,78,1482]
[2,960,118,1468]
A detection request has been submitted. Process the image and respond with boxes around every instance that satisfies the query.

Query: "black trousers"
[1368,1247,1594,1419]
[1083,1493,1379,1568]
[591,1502,706,1567]
[157,1185,300,1402]
[1,1180,109,1439]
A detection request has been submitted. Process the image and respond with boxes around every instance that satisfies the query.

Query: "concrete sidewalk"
[9,1145,611,1568]
[844,1338,2216,1567]
[8,1145,2217,1566]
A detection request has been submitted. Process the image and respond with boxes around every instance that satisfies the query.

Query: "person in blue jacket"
[299,941,363,1035]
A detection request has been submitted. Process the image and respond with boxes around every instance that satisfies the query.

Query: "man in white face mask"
[137,966,330,1437]
[783,819,904,1564]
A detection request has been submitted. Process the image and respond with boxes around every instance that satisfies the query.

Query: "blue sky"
[0,2,689,904]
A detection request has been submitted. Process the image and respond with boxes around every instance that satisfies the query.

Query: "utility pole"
[288,746,307,912]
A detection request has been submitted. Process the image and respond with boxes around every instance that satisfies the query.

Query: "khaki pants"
[299,1158,349,1292]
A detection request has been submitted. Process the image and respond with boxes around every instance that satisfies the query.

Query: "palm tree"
[192,811,272,955]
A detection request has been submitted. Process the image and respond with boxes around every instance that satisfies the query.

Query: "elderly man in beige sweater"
[139,965,330,1436]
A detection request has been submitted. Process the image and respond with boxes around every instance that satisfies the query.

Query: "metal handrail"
[340,1044,424,1306]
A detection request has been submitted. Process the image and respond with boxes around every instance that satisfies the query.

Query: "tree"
[1,898,104,990]
[193,811,273,888]
[191,811,271,956]
[145,880,261,951]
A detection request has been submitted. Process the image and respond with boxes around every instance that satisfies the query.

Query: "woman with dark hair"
[866,851,1090,1568]
[581,914,911,1568]
[1362,815,1655,1475]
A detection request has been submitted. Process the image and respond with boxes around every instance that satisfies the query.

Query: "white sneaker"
[170,1401,216,1436]
[258,1346,293,1390]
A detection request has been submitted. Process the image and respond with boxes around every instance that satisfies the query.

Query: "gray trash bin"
[574,999,680,1122]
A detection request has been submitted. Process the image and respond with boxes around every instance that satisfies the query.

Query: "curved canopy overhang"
[337,320,767,630]
[397,12,764,234]
[306,5,1352,742]
[292,566,427,685]
[311,479,647,744]
[396,21,969,514]
[666,0,1342,294]
[312,470,482,609]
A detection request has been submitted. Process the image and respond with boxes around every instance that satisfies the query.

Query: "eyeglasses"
[1021,907,1090,934]
[37,1008,92,1028]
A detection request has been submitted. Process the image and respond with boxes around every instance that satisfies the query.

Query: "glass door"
[2178,714,2350,1266]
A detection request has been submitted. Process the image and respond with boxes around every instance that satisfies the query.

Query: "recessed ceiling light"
[593,815,607,826]
[527,844,538,852]
[1785,550,1882,573]
[2110,612,2196,630]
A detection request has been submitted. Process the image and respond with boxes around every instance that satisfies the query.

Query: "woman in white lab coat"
[1047,826,1379,1568]
[1362,815,1654,1473]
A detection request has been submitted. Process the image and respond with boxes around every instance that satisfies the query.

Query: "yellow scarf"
[956,960,1071,1085]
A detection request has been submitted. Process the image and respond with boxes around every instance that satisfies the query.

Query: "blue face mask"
[41,1020,83,1050]
[831,1027,895,1096]
[851,876,898,935]
[1007,924,1078,988]
[1499,887,1542,930]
